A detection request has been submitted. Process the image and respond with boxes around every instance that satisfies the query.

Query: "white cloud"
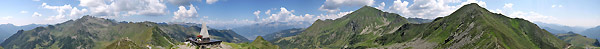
[319,0,374,13]
[32,12,42,17]
[253,10,261,19]
[260,7,316,22]
[69,7,88,17]
[167,0,200,6]
[256,7,354,24]
[508,11,557,23]
[375,2,386,10]
[79,0,167,17]
[503,3,513,9]
[389,0,410,17]
[491,9,503,14]
[316,11,353,20]
[41,3,88,20]
[388,0,486,19]
[264,10,271,15]
[20,11,28,13]
[0,16,13,20]
[552,5,563,8]
[33,0,40,1]
[173,4,199,20]
[286,14,314,21]
[206,0,218,4]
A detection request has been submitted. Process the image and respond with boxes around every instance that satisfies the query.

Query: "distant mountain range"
[534,22,587,33]
[555,32,600,49]
[534,22,600,44]
[232,21,311,40]
[541,27,570,34]
[0,24,46,43]
[275,3,568,49]
[262,28,305,42]
[582,26,600,41]
[407,18,433,24]
[0,15,248,49]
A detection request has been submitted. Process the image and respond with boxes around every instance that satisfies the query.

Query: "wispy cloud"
[375,2,386,10]
[0,16,13,20]
[552,5,563,8]
[253,10,261,19]
[206,0,218,4]
[79,0,167,17]
[319,0,374,13]
[32,12,42,17]
[387,0,486,19]
[503,3,514,9]
[20,11,28,13]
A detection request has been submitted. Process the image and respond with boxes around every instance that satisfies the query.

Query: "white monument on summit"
[200,22,210,38]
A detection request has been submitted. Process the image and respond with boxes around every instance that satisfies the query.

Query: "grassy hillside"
[0,15,248,49]
[556,32,600,49]
[0,24,46,43]
[249,36,279,49]
[276,3,567,49]
[105,38,145,49]
[275,5,409,48]
[223,36,279,49]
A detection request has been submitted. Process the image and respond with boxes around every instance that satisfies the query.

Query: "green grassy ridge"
[105,38,145,49]
[0,15,248,49]
[249,36,280,49]
[223,36,280,49]
[274,6,409,48]
[376,3,567,49]
[556,32,600,48]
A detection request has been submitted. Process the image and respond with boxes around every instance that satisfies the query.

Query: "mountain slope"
[0,24,46,43]
[249,36,279,49]
[582,26,600,41]
[0,15,248,49]
[375,3,567,49]
[556,32,600,49]
[105,38,145,49]
[222,36,280,49]
[275,5,409,48]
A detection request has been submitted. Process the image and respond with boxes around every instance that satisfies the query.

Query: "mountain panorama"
[0,3,598,49]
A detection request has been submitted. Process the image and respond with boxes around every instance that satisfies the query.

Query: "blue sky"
[0,0,598,29]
